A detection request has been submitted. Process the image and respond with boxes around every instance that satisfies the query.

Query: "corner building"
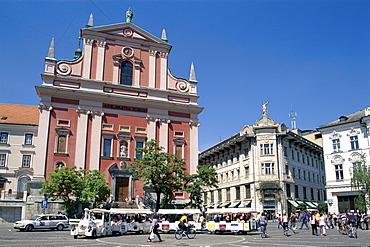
[32,14,203,206]
[199,113,325,216]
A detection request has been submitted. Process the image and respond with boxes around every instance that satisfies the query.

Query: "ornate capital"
[91,110,104,117]
[76,108,90,115]
[97,40,106,48]
[189,120,200,127]
[146,117,156,122]
[38,104,53,112]
[149,50,157,57]
[85,38,94,46]
[160,52,168,59]
[156,118,170,124]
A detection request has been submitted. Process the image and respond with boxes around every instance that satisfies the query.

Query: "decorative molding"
[76,108,90,115]
[122,47,134,58]
[146,117,156,122]
[176,81,189,93]
[331,155,344,165]
[91,110,104,117]
[349,152,362,163]
[123,29,133,38]
[156,118,170,124]
[113,54,122,66]
[329,130,341,139]
[347,127,360,137]
[56,63,71,76]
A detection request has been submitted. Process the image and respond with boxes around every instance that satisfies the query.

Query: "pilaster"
[82,38,94,79]
[89,110,104,170]
[75,108,90,169]
[189,120,200,174]
[96,40,106,81]
[159,52,168,90]
[148,50,156,88]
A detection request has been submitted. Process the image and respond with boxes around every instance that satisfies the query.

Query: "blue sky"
[1,0,369,151]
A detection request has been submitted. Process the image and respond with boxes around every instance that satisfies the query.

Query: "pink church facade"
[33,14,203,205]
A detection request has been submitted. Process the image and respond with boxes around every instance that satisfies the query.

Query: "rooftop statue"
[126,7,133,23]
[261,101,270,117]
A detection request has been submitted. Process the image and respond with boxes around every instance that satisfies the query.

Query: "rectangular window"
[119,125,130,132]
[260,143,273,155]
[285,164,289,175]
[286,184,291,198]
[350,136,359,150]
[57,119,70,127]
[22,155,31,168]
[136,127,146,133]
[103,139,112,157]
[303,187,307,199]
[0,132,8,144]
[174,131,184,137]
[353,162,362,168]
[245,184,251,198]
[335,164,344,180]
[295,185,299,198]
[175,145,182,159]
[332,139,341,152]
[235,186,241,200]
[135,141,144,159]
[0,154,6,167]
[291,150,295,160]
[102,124,114,130]
[211,191,214,203]
[24,134,33,145]
[311,188,314,200]
[261,163,274,175]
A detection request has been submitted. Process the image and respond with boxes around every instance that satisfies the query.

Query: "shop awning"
[288,200,298,207]
[296,200,304,205]
[205,204,214,208]
[312,202,318,206]
[305,202,317,208]
[238,200,252,208]
[219,202,231,208]
[229,201,241,208]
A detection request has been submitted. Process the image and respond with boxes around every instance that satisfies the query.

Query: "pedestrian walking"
[309,212,318,236]
[289,213,297,233]
[277,214,282,229]
[300,211,309,229]
[319,213,327,236]
[147,213,162,242]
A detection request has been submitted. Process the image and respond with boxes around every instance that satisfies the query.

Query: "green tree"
[80,169,111,208]
[317,202,328,213]
[40,166,111,216]
[351,153,369,212]
[127,140,186,212]
[296,203,307,211]
[182,164,218,209]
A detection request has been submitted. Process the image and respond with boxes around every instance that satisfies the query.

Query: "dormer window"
[120,61,133,86]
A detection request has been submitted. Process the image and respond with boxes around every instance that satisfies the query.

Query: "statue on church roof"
[261,101,270,117]
[126,7,133,23]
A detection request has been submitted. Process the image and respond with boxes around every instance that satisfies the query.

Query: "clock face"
[122,47,134,58]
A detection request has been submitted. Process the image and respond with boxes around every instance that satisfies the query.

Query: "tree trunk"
[155,190,161,212]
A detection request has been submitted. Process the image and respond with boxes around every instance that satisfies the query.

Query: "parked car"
[14,214,69,231]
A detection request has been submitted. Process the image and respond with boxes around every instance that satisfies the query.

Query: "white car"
[14,214,69,231]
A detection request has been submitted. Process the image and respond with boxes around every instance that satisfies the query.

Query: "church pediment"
[82,23,170,46]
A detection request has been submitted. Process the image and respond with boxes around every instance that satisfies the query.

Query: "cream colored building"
[0,104,39,222]
[199,111,325,216]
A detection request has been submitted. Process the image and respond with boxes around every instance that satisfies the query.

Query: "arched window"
[120,61,133,85]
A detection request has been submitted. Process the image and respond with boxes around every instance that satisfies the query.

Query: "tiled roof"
[0,103,39,125]
[318,108,365,129]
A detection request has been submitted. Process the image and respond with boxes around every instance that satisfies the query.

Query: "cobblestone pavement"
[1,223,369,247]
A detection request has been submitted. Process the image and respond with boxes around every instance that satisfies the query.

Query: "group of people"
[257,210,366,237]
[112,214,148,225]
[211,212,252,222]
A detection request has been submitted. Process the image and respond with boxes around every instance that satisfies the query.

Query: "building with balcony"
[199,106,325,217]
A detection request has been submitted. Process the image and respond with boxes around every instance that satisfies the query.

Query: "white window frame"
[0,153,7,167]
[261,162,274,175]
[24,133,33,145]
[350,136,359,150]
[0,132,9,144]
[332,139,341,152]
[22,154,32,168]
